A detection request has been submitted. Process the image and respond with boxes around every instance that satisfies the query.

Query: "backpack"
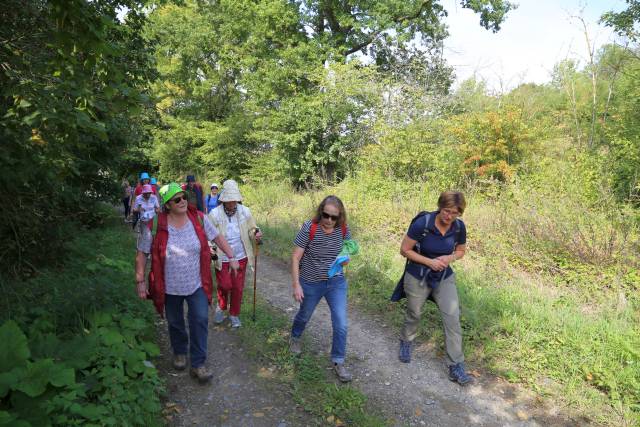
[309,220,347,241]
[390,211,462,302]
[410,211,462,252]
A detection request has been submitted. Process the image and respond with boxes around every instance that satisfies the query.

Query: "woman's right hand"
[428,258,448,272]
[292,283,304,303]
[136,280,148,299]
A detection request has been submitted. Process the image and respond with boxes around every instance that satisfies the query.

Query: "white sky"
[443,0,627,91]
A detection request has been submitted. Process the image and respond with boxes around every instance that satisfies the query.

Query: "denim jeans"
[291,276,348,364]
[165,287,209,368]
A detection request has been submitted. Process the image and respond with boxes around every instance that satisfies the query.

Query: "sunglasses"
[170,195,187,204]
[321,212,340,221]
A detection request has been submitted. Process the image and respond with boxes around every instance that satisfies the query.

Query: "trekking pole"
[252,228,262,322]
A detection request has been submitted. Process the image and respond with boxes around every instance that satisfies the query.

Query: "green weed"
[242,176,640,426]
[0,217,163,427]
[237,296,387,426]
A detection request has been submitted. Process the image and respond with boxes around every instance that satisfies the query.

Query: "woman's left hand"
[254,230,263,243]
[434,255,452,268]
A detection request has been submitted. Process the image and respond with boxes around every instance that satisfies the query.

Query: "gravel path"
[156,317,314,426]
[254,256,580,427]
[157,254,582,426]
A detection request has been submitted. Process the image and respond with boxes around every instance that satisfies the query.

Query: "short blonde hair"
[437,191,466,214]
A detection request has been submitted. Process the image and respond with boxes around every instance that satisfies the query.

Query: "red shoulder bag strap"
[309,220,347,241]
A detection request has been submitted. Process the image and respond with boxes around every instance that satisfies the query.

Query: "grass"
[237,293,388,426]
[241,178,640,427]
[0,209,164,426]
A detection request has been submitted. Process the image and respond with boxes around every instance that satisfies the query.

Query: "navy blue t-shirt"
[405,211,466,287]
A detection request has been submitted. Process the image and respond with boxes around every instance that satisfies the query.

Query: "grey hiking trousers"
[400,272,464,366]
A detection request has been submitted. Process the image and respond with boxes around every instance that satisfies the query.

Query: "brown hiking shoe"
[172,354,186,370]
[189,366,213,383]
[333,363,352,383]
[289,336,302,355]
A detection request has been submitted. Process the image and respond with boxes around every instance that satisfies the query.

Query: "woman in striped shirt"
[289,195,353,382]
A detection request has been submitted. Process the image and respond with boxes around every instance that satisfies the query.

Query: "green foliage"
[446,107,532,182]
[358,120,462,189]
[145,0,514,187]
[245,176,640,425]
[601,0,640,41]
[252,62,380,186]
[0,222,163,426]
[0,0,157,275]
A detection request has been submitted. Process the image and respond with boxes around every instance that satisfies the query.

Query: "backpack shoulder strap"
[309,220,346,241]
[453,218,462,246]
[197,210,205,228]
[414,211,431,241]
[152,215,158,235]
[309,220,318,241]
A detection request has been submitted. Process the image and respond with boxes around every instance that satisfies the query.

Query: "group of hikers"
[131,173,472,387]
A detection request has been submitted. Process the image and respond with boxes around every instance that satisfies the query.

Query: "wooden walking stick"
[252,228,261,322]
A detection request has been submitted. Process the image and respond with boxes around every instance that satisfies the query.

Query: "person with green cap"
[135,182,238,383]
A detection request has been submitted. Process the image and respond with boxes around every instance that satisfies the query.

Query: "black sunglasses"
[321,212,339,221]
[170,195,187,204]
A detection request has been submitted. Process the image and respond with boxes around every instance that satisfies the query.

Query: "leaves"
[0,321,30,372]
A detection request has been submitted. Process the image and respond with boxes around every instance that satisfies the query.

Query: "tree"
[601,0,640,42]
[299,0,515,59]
[0,0,156,274]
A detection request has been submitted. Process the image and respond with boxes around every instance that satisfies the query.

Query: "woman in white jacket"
[208,180,262,327]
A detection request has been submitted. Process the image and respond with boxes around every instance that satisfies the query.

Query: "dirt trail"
[254,256,579,427]
[157,317,314,427]
[159,254,581,426]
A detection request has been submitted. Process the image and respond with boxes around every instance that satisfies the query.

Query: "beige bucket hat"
[218,179,243,202]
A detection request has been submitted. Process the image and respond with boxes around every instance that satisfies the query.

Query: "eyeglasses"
[321,212,339,221]
[441,208,460,217]
[170,195,187,204]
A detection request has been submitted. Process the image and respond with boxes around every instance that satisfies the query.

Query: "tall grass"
[241,176,640,426]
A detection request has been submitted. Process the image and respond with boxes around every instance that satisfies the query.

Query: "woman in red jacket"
[135,182,237,383]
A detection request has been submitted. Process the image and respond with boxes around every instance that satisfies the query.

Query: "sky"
[442,0,628,91]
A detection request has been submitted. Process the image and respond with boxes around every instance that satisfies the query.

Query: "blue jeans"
[291,276,348,364]
[165,287,209,368]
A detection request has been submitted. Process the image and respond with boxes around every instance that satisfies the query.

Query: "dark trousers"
[164,287,209,368]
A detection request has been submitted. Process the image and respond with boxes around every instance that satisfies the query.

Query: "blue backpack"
[390,211,462,302]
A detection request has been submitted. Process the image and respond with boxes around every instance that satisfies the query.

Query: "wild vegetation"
[2,0,639,425]
[0,210,163,426]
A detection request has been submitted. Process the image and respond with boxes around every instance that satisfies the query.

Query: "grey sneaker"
[230,316,242,328]
[214,308,227,324]
[190,366,213,383]
[289,336,302,355]
[448,362,473,386]
[333,363,353,383]
[172,354,186,370]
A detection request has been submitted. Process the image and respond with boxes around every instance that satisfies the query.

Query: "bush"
[0,223,163,427]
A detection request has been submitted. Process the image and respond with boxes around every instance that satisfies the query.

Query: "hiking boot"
[172,354,187,370]
[333,363,353,383]
[190,366,213,384]
[289,336,302,355]
[448,362,472,386]
[398,339,412,363]
[230,316,242,328]
[214,308,227,324]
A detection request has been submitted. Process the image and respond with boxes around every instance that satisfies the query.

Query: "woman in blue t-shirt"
[397,191,473,386]
[206,183,220,213]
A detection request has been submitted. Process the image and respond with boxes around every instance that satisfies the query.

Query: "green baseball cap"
[159,182,183,203]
